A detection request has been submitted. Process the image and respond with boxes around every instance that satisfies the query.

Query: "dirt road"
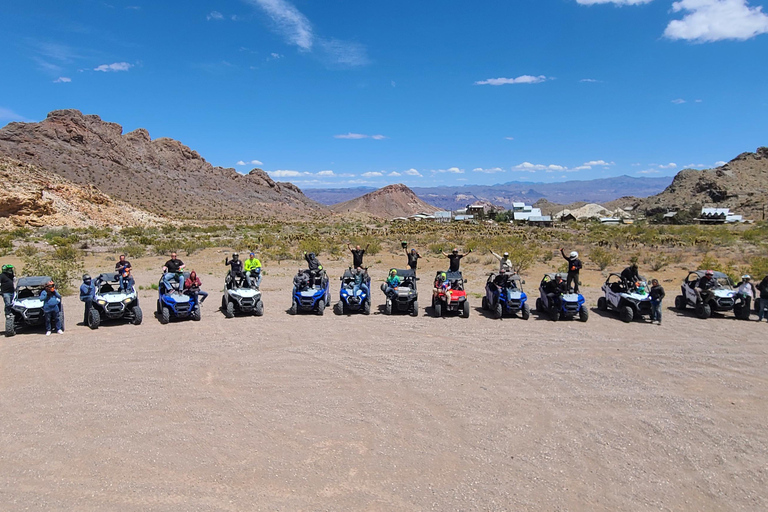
[1,255,766,511]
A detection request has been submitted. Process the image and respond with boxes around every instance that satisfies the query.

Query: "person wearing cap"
[736,275,757,319]
[694,270,718,304]
[225,253,245,288]
[490,250,513,273]
[162,252,185,293]
[244,252,262,288]
[560,248,582,293]
[757,274,768,322]
[347,243,369,269]
[442,248,472,273]
[79,274,96,325]
[39,281,63,335]
[384,268,401,298]
[649,278,665,325]
[1,264,15,317]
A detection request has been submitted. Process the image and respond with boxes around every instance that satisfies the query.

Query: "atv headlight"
[123,298,133,304]
[97,300,107,306]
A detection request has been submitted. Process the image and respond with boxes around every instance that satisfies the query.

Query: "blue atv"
[157,272,201,324]
[483,272,530,319]
[289,269,330,315]
[536,272,588,322]
[334,269,371,315]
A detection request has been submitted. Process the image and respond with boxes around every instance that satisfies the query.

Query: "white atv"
[675,270,736,319]
[598,273,652,322]
[88,272,142,329]
[221,273,263,318]
[5,276,64,336]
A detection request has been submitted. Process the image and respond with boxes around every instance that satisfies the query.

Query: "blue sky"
[1,0,767,188]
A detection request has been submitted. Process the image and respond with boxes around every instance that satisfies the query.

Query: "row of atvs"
[4,268,756,336]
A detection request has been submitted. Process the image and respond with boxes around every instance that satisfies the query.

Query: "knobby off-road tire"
[620,305,634,323]
[254,300,264,317]
[385,300,393,316]
[410,300,418,317]
[579,307,589,322]
[288,300,297,315]
[192,306,202,321]
[88,308,100,330]
[522,302,531,320]
[482,296,489,311]
[551,308,560,322]
[225,300,235,319]
[5,315,15,337]
[597,297,608,311]
[316,299,325,316]
[222,295,234,318]
[536,298,543,312]
[334,301,344,316]
[132,306,143,325]
[696,302,712,319]
[494,301,503,319]
[433,301,442,318]
[675,295,686,310]
[462,300,471,318]
[363,300,371,315]
[160,307,170,325]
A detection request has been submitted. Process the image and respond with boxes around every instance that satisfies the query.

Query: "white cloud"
[695,99,703,102]
[334,133,387,140]
[572,165,592,171]
[403,168,422,176]
[472,167,505,173]
[317,38,370,67]
[249,0,313,50]
[317,170,335,176]
[53,76,71,83]
[391,80,396,87]
[684,163,707,167]
[362,171,384,177]
[584,159,614,166]
[207,11,224,20]
[237,159,263,166]
[513,162,569,172]
[579,78,602,82]
[659,162,678,169]
[269,170,309,178]
[638,169,661,174]
[504,136,515,141]
[432,167,464,174]
[475,75,548,86]
[715,160,728,166]
[0,107,33,122]
[270,52,283,59]
[94,62,132,72]
[388,171,401,176]
[672,98,687,104]
[664,0,768,42]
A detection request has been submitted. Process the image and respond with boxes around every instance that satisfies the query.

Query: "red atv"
[432,271,470,318]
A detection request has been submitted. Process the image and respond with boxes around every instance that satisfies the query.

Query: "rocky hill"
[0,156,163,229]
[331,184,438,218]
[635,147,768,219]
[0,110,325,220]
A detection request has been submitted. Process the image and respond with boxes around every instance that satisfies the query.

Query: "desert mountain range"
[331,184,438,217]
[0,110,322,221]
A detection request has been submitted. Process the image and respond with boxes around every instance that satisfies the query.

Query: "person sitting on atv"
[40,281,63,335]
[442,248,472,273]
[1,264,15,317]
[184,270,207,304]
[162,252,185,293]
[120,267,135,292]
[244,252,262,288]
[348,243,369,269]
[736,275,757,314]
[384,269,400,298]
[491,250,513,273]
[293,269,310,291]
[545,274,567,312]
[435,271,453,303]
[695,270,718,304]
[225,253,246,288]
[621,263,641,290]
[115,254,132,291]
[560,248,582,293]
[406,247,421,272]
[352,267,370,298]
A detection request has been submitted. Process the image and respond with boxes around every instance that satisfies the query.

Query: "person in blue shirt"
[39,280,63,335]
[79,274,96,325]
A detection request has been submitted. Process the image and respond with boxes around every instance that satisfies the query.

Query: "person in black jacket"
[758,275,768,322]
[560,248,582,293]
[621,263,641,289]
[442,248,472,272]
[347,243,369,269]
[224,253,245,287]
[649,279,665,325]
[0,264,15,317]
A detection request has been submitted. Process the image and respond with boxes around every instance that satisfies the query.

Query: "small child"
[649,279,665,325]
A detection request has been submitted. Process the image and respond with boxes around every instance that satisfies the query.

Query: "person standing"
[758,274,768,322]
[442,248,472,273]
[39,281,63,335]
[348,243,369,269]
[79,274,95,325]
[490,250,513,273]
[736,275,757,319]
[560,248,582,293]
[649,278,665,325]
[1,264,15,317]
[406,247,421,272]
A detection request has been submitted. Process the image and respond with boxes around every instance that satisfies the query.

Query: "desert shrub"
[428,243,444,254]
[120,243,145,259]
[264,242,293,264]
[645,253,669,272]
[589,247,616,271]
[298,237,322,256]
[699,253,721,272]
[21,252,84,295]
[749,256,768,279]
[182,239,213,255]
[15,244,38,258]
[507,244,542,274]
[153,239,180,256]
[0,235,13,256]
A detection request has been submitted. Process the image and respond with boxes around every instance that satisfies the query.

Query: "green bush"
[15,244,38,258]
[589,247,616,271]
[120,243,146,259]
[21,253,84,295]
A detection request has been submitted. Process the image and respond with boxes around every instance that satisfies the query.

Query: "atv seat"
[100,284,114,293]
[17,289,34,299]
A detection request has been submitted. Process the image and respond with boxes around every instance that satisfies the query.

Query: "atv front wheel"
[597,297,607,311]
[462,300,471,318]
[695,302,711,319]
[482,296,489,311]
[522,302,531,320]
[494,301,502,319]
[551,308,560,322]
[317,299,325,316]
[410,300,418,317]
[620,305,633,323]
[674,295,686,310]
[385,300,393,316]
[132,306,143,325]
[222,295,234,318]
[535,298,543,312]
[5,315,15,337]
[579,307,589,322]
[334,301,344,315]
[160,307,170,324]
[363,300,371,315]
[433,301,442,318]
[192,307,201,321]
[254,300,264,317]
[88,308,100,330]
[288,300,297,315]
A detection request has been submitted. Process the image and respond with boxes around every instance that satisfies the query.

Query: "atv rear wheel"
[5,315,15,337]
[334,301,344,315]
[551,308,560,322]
[254,299,264,316]
[597,297,607,311]
[88,308,100,330]
[494,301,502,319]
[433,301,442,318]
[410,300,418,317]
[132,306,143,325]
[535,298,543,312]
[462,300,470,318]
[695,302,711,319]
[288,300,297,315]
[579,307,589,322]
[160,307,170,324]
[316,299,325,316]
[674,295,686,310]
[620,305,633,323]
[363,300,371,315]
[385,300,392,316]
[482,296,489,311]
[522,302,531,320]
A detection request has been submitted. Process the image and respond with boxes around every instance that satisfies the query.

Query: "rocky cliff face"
[331,183,439,218]
[640,147,768,218]
[0,110,325,220]
[0,156,163,228]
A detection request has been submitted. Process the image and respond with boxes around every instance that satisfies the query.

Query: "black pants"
[567,272,579,293]
[83,300,92,324]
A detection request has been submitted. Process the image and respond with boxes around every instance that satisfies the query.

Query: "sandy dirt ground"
[1,248,767,511]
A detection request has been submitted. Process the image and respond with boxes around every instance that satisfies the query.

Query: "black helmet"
[233,253,239,258]
[83,274,91,281]
[2,264,13,274]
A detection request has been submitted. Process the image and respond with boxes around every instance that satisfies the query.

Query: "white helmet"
[570,251,578,258]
